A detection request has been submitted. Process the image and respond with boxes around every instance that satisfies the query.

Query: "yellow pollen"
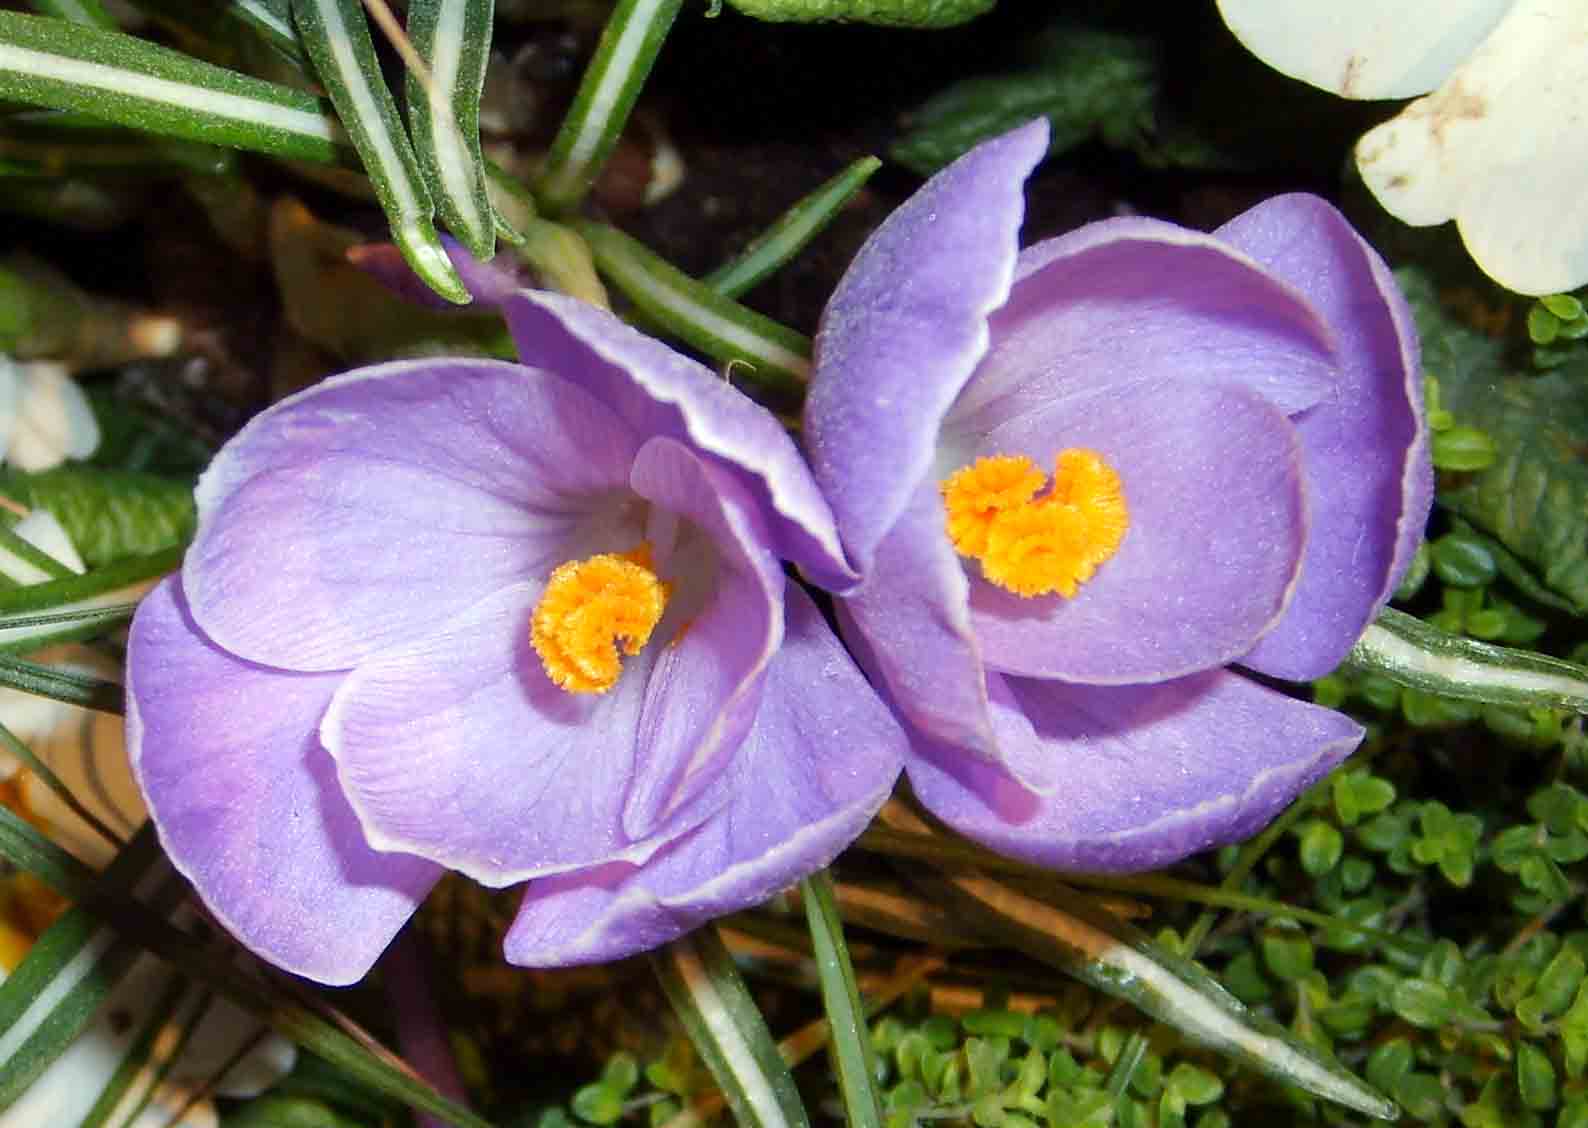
[940,449,1128,598]
[531,545,671,694]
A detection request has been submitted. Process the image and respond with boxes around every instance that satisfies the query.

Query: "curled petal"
[907,668,1363,872]
[321,583,666,885]
[621,436,785,840]
[1218,195,1430,679]
[1215,0,1512,99]
[504,585,903,966]
[966,380,1307,685]
[1352,0,1588,295]
[491,290,856,592]
[949,216,1338,438]
[185,360,638,673]
[805,120,1048,577]
[127,580,441,986]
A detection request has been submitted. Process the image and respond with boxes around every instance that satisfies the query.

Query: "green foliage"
[723,0,994,27]
[890,23,1159,176]
[0,465,194,567]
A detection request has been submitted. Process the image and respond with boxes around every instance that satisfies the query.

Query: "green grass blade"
[535,0,683,215]
[407,0,495,260]
[0,523,72,585]
[0,11,343,162]
[290,0,467,303]
[0,826,186,1112]
[799,872,881,1128]
[0,654,122,714]
[1346,606,1588,712]
[0,810,494,1128]
[576,220,811,400]
[651,926,810,1128]
[0,547,177,617]
[704,156,880,299]
[26,0,116,29]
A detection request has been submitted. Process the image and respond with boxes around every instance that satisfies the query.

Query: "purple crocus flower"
[126,287,905,984]
[805,121,1431,872]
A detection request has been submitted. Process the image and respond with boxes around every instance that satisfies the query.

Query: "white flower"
[0,357,101,472]
[1217,0,1588,295]
[0,512,295,1127]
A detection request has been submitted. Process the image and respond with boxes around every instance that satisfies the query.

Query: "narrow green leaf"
[0,522,72,585]
[0,467,193,568]
[128,0,309,70]
[577,220,811,401]
[536,0,683,215]
[725,0,991,27]
[703,156,880,299]
[0,810,493,1128]
[1347,607,1588,713]
[0,546,177,617]
[651,926,810,1128]
[74,976,196,1128]
[911,869,1397,1120]
[800,872,881,1128]
[0,826,185,1112]
[290,0,467,304]
[0,11,344,162]
[0,653,123,714]
[0,601,141,654]
[0,719,124,851]
[407,0,495,261]
[27,0,117,29]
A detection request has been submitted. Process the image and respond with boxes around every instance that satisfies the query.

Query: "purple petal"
[1216,195,1431,679]
[620,436,785,840]
[322,436,788,885]
[320,582,667,886]
[185,359,638,673]
[502,584,904,967]
[490,290,856,592]
[805,120,1049,577]
[966,380,1307,684]
[907,667,1363,872]
[836,483,1004,767]
[946,216,1339,439]
[126,579,441,986]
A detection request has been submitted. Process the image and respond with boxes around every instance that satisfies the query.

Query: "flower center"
[940,450,1129,598]
[531,544,671,694]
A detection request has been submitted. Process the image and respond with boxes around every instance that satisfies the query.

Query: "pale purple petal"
[1217,195,1431,680]
[503,585,904,967]
[620,437,784,840]
[322,437,787,885]
[907,668,1363,872]
[805,120,1049,576]
[837,483,1005,768]
[185,360,638,673]
[490,290,856,592]
[945,217,1339,439]
[126,580,441,986]
[966,381,1307,684]
[320,582,665,886]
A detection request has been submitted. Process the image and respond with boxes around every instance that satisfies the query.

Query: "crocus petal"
[1215,0,1513,100]
[838,483,1006,769]
[805,119,1048,576]
[1352,0,1588,295]
[1217,195,1430,680]
[127,580,441,986]
[503,585,903,967]
[947,217,1339,438]
[621,436,784,840]
[489,290,856,591]
[907,668,1363,872]
[185,359,638,673]
[321,583,664,886]
[966,380,1307,685]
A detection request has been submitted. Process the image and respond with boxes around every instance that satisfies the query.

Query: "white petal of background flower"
[1216,0,1514,99]
[1355,0,1588,294]
[7,360,100,472]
